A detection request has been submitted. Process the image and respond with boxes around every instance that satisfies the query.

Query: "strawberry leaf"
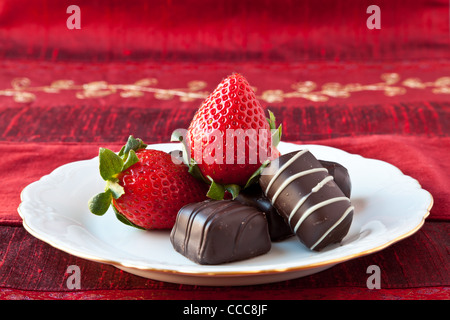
[224,184,241,200]
[88,190,112,216]
[206,178,225,200]
[187,160,210,184]
[90,136,152,227]
[205,178,241,200]
[243,159,271,189]
[122,149,139,171]
[267,109,277,129]
[267,109,282,148]
[119,135,147,158]
[272,123,282,148]
[99,148,124,181]
[111,205,146,230]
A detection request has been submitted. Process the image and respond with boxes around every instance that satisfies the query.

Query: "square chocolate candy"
[170,200,271,265]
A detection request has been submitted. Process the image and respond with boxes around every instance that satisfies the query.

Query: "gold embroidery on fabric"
[0,73,448,104]
[260,73,450,103]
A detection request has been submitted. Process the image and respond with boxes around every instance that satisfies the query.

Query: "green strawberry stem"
[267,109,282,149]
[88,135,147,223]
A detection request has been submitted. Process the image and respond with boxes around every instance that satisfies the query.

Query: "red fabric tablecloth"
[0,0,449,300]
[1,60,448,301]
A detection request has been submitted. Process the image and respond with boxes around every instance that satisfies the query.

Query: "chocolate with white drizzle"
[259,150,354,251]
[170,200,271,265]
[236,160,352,242]
[320,160,352,198]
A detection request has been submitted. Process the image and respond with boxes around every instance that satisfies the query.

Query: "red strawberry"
[185,73,281,191]
[88,136,208,230]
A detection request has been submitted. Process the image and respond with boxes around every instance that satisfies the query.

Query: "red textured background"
[0,0,448,62]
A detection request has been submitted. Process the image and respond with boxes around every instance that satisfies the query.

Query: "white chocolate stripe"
[311,175,334,193]
[264,149,308,195]
[271,168,328,204]
[293,196,350,233]
[310,205,354,250]
[288,175,334,223]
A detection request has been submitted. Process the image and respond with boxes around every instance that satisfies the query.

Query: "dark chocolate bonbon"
[259,150,354,251]
[319,160,352,198]
[236,184,293,242]
[237,159,352,242]
[170,200,271,265]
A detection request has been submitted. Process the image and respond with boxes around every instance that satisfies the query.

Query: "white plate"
[18,142,433,286]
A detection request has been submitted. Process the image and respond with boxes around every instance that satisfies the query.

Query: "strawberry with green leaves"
[89,136,208,230]
[172,73,282,200]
